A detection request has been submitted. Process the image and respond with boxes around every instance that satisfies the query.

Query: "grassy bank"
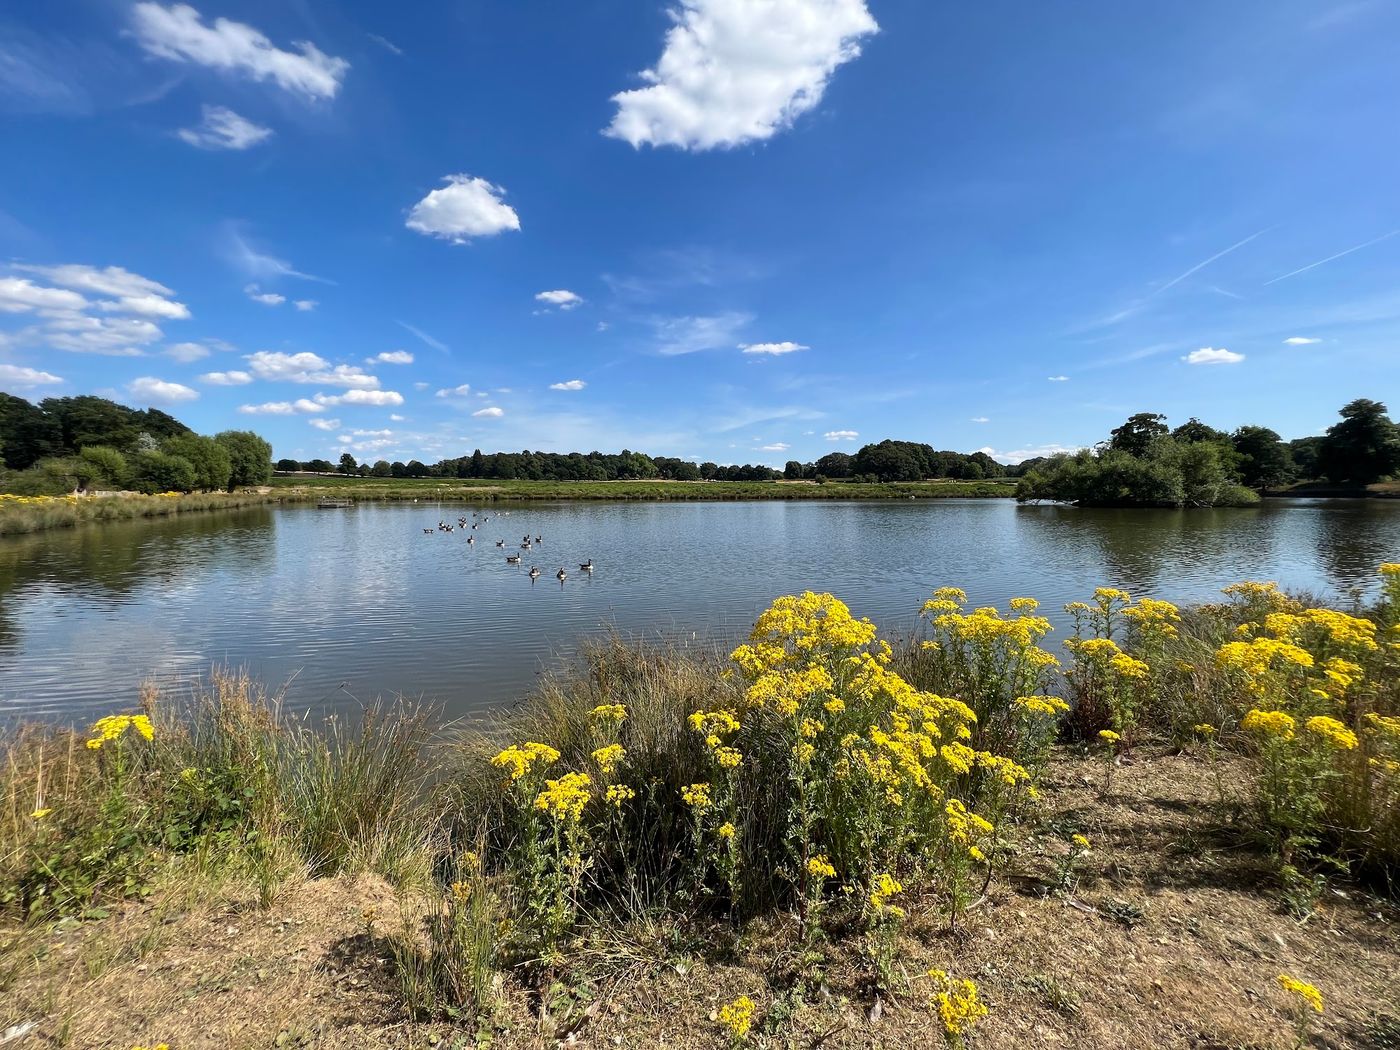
[0,491,287,538]
[269,474,1018,501]
[4,577,1399,1047]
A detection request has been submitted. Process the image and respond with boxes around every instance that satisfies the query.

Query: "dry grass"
[5,747,1396,1049]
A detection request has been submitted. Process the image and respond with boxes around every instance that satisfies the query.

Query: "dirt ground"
[3,749,1398,1049]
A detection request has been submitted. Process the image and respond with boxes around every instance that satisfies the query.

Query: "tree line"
[0,393,272,495]
[1017,399,1400,507]
[278,441,1009,484]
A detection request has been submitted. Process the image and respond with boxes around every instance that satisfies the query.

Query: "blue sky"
[2,0,1398,466]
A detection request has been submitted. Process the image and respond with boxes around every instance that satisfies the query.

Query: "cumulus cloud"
[314,389,404,407]
[983,443,1085,465]
[0,363,63,389]
[740,341,808,355]
[96,294,190,319]
[238,398,323,415]
[1182,347,1244,366]
[178,104,273,150]
[406,175,520,244]
[244,284,285,305]
[1047,375,1070,382]
[970,416,990,423]
[307,417,340,431]
[199,370,252,385]
[371,350,414,365]
[472,406,504,418]
[654,312,753,355]
[605,0,878,151]
[535,289,583,310]
[1284,336,1321,345]
[128,376,198,404]
[824,429,858,441]
[165,342,212,362]
[435,384,472,398]
[131,3,349,101]
[45,315,163,355]
[0,277,88,313]
[549,379,586,391]
[245,350,379,388]
[760,442,790,451]
[294,299,317,311]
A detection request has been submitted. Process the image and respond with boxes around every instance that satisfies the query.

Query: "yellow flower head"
[86,713,155,749]
[717,995,756,1039]
[1193,723,1217,736]
[806,854,836,879]
[1303,716,1358,750]
[533,771,592,823]
[1241,708,1296,741]
[589,703,628,725]
[491,741,561,781]
[717,821,736,840]
[1278,974,1323,1014]
[681,782,713,811]
[31,807,53,820]
[869,871,904,916]
[1009,596,1040,613]
[604,783,636,807]
[926,970,989,1037]
[591,743,625,775]
[1098,729,1121,745]
[1072,833,1091,850]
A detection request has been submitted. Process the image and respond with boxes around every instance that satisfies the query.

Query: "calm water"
[3,498,1399,723]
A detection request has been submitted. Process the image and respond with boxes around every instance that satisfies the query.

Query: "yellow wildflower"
[1098,729,1120,744]
[533,771,591,823]
[717,995,756,1039]
[1009,596,1040,612]
[589,703,627,724]
[926,970,989,1037]
[490,741,560,781]
[717,821,736,840]
[1241,709,1296,741]
[31,808,52,820]
[1304,716,1358,750]
[1072,833,1091,850]
[1278,973,1323,1014]
[591,743,625,775]
[807,854,836,879]
[604,783,636,807]
[869,871,904,917]
[681,782,713,810]
[85,713,155,750]
[1015,695,1069,717]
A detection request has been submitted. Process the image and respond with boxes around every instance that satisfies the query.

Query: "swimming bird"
[506,554,521,564]
[528,566,541,578]
[467,535,475,544]
[579,560,594,571]
[535,535,543,544]
[556,567,567,581]
[496,539,505,547]
[521,541,532,550]
[423,528,434,535]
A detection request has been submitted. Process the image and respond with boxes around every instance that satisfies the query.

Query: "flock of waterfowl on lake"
[423,511,593,583]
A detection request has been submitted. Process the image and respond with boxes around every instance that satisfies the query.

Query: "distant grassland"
[268,474,1018,501]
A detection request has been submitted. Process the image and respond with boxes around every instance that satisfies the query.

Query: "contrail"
[397,320,450,353]
[1152,227,1271,297]
[1263,229,1400,286]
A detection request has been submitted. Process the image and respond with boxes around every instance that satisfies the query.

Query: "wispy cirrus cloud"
[178,104,272,150]
[653,312,753,355]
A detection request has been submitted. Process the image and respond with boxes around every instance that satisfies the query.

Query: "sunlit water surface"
[3,498,1398,723]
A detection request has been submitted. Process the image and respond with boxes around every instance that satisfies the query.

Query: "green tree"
[1317,399,1400,486]
[853,440,922,482]
[78,446,129,490]
[1231,426,1293,489]
[1172,417,1228,444]
[275,458,300,472]
[1108,413,1169,457]
[39,396,143,451]
[337,453,357,475]
[814,451,853,478]
[164,434,232,491]
[370,460,392,477]
[129,450,197,493]
[214,431,273,490]
[0,393,62,469]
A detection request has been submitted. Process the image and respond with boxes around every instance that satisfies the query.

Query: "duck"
[556,567,567,581]
[506,553,522,564]
[528,566,541,579]
[579,560,594,571]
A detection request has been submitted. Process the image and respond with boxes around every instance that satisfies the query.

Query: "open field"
[268,474,1018,501]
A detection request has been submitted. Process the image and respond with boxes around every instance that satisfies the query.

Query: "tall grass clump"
[0,491,283,537]
[1,671,437,918]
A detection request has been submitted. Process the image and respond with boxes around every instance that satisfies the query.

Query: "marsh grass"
[0,491,286,536]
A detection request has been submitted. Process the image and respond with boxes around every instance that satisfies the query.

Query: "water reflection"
[1,499,1396,724]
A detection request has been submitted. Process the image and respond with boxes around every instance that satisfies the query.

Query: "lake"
[2,498,1398,724]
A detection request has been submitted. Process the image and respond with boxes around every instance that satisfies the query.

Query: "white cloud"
[224,226,324,282]
[549,379,586,391]
[740,341,808,356]
[165,342,211,362]
[131,3,349,101]
[1283,336,1321,345]
[389,413,405,422]
[0,276,88,313]
[128,376,198,404]
[0,363,64,389]
[199,369,252,385]
[472,406,504,418]
[371,350,414,365]
[436,384,472,398]
[1047,375,1070,382]
[985,443,1085,465]
[97,294,190,319]
[398,321,448,353]
[970,416,990,423]
[406,175,521,243]
[238,398,324,415]
[605,0,878,151]
[178,104,273,150]
[824,429,858,441]
[245,350,379,388]
[294,299,317,311]
[655,312,753,355]
[13,263,174,300]
[45,315,163,355]
[760,442,790,451]
[1182,347,1244,366]
[244,284,285,305]
[307,417,340,431]
[535,289,583,310]
[314,389,404,407]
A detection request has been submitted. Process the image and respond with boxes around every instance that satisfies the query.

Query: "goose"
[521,541,532,550]
[579,560,594,571]
[528,566,541,579]
[535,535,543,544]
[496,539,505,547]
[466,535,475,544]
[556,567,567,581]
[423,528,434,535]
[506,553,522,564]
